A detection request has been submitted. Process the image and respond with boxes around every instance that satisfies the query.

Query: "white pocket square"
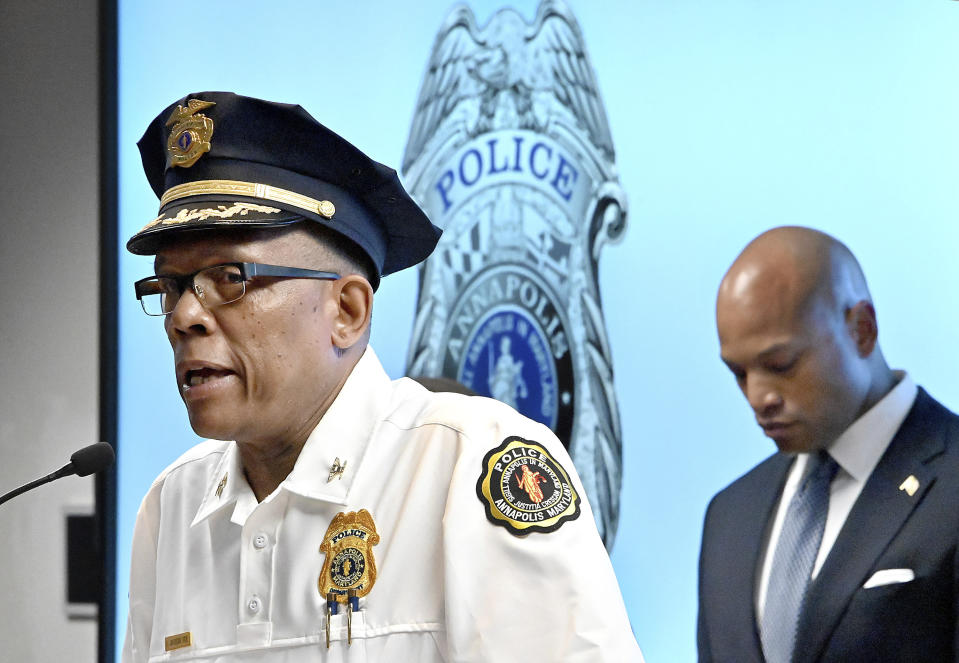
[863,568,915,589]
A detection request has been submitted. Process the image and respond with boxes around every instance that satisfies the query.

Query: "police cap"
[127,91,441,281]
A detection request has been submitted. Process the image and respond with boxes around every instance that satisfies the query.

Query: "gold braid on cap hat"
[160,179,336,219]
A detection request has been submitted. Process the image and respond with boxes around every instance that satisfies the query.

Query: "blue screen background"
[117,2,959,661]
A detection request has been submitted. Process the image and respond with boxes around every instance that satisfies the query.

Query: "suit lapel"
[728,453,794,660]
[793,389,946,663]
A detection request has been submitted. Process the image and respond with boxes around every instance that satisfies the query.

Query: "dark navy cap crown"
[127,91,441,278]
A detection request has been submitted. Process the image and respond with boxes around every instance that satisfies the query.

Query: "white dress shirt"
[755,372,917,620]
[122,347,643,663]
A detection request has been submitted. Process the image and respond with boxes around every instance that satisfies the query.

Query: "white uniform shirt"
[755,371,918,619]
[123,348,643,662]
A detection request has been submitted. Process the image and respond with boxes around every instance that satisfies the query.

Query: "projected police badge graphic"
[403,1,627,545]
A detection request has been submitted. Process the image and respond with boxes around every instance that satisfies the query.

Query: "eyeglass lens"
[142,264,247,315]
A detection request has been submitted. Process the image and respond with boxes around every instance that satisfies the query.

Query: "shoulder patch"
[476,436,581,535]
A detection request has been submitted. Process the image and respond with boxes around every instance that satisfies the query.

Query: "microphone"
[0,442,115,506]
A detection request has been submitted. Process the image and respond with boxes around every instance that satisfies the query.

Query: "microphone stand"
[0,463,76,507]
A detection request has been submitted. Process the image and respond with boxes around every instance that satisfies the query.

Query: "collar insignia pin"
[899,475,919,497]
[215,473,228,498]
[328,458,347,483]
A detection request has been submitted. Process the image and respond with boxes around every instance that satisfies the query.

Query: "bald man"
[698,227,959,663]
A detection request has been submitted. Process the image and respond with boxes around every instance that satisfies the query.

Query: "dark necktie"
[760,452,839,663]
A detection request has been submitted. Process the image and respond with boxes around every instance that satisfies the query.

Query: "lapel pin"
[215,473,228,498]
[328,458,347,483]
[899,475,919,497]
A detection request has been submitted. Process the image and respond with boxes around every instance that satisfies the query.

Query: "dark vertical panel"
[67,514,99,605]
[97,0,118,660]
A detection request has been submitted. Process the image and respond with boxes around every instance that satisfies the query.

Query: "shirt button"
[248,597,261,614]
[253,533,268,549]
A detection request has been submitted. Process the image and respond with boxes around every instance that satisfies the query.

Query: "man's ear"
[846,300,878,357]
[331,275,373,350]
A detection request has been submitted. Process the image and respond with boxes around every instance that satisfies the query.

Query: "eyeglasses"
[134,262,341,316]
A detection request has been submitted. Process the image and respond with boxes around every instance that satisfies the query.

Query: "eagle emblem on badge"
[476,436,581,536]
[319,509,380,603]
[403,0,626,547]
[166,99,216,168]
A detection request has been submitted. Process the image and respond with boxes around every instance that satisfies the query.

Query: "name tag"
[164,631,192,651]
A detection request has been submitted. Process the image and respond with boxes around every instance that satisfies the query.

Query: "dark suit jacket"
[698,388,959,663]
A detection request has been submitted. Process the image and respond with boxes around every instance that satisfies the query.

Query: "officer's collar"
[280,345,390,503]
[190,346,391,527]
[191,440,249,527]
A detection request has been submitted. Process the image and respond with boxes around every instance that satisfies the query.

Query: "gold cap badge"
[166,99,216,168]
[319,509,379,603]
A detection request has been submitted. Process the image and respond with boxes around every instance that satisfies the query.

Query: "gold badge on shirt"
[319,509,380,603]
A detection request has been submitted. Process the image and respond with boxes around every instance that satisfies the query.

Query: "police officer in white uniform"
[122,92,643,662]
